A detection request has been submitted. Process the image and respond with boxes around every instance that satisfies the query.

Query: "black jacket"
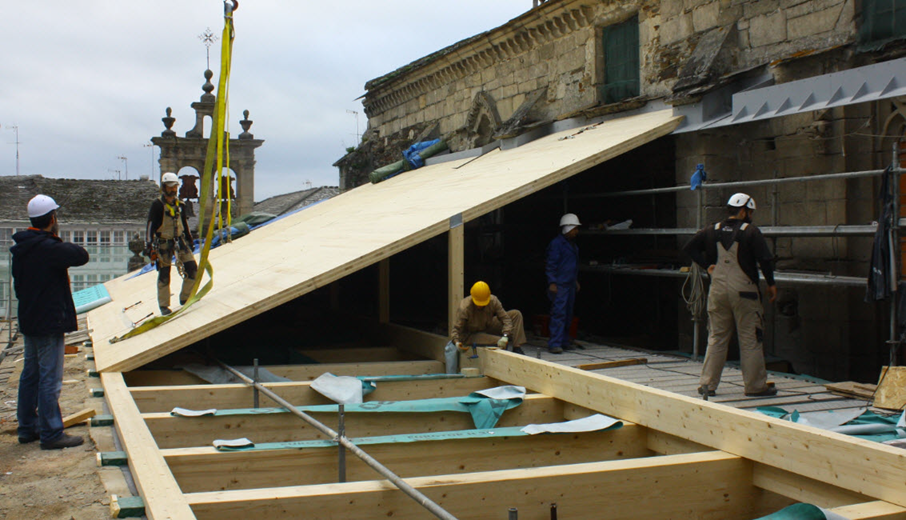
[684,218,776,286]
[10,229,89,335]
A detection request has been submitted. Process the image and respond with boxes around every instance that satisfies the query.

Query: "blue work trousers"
[17,333,65,443]
[548,284,576,349]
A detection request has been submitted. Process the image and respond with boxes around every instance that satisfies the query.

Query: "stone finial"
[161,107,176,137]
[201,69,215,103]
[239,109,254,139]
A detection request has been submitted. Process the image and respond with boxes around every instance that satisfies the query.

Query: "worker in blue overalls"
[546,213,581,354]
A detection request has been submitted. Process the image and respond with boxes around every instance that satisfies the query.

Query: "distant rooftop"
[0,175,161,223]
[253,186,339,216]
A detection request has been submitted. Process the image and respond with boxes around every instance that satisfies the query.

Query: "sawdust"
[0,335,111,520]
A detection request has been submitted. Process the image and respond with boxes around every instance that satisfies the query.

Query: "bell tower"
[151,69,264,217]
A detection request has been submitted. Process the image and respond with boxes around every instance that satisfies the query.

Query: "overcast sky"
[0,2,529,201]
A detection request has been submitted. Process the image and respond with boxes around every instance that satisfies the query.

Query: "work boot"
[160,307,172,316]
[745,385,778,397]
[513,347,525,355]
[563,343,576,351]
[18,431,38,444]
[697,386,716,397]
[549,346,563,354]
[40,434,84,450]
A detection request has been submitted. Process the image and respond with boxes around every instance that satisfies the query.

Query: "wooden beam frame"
[183,452,785,520]
[143,394,565,449]
[378,258,390,324]
[448,223,464,337]
[163,425,652,492]
[100,372,195,519]
[129,376,497,413]
[480,349,906,508]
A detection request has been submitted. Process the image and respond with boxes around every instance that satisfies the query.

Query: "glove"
[497,336,509,349]
[455,341,466,352]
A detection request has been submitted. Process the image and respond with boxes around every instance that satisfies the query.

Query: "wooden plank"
[646,430,709,455]
[365,321,447,362]
[753,463,873,508]
[91,111,682,374]
[830,501,906,519]
[874,367,906,410]
[130,375,498,413]
[125,360,445,387]
[825,381,878,400]
[296,346,408,364]
[448,224,464,337]
[145,393,565,449]
[184,451,786,520]
[164,425,652,492]
[62,408,97,428]
[100,372,195,520]
[479,349,906,508]
[576,358,647,371]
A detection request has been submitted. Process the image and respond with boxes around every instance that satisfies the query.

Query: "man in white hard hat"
[146,173,197,316]
[684,193,778,397]
[11,194,89,449]
[545,213,581,354]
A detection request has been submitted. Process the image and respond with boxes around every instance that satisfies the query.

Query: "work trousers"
[462,310,527,350]
[548,283,576,350]
[700,243,769,394]
[157,242,197,309]
[17,333,65,443]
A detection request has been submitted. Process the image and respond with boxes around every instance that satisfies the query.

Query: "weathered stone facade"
[338,0,906,382]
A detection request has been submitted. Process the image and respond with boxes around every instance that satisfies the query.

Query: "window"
[860,0,906,45]
[100,230,111,245]
[60,230,70,242]
[0,228,10,246]
[72,231,85,245]
[600,16,640,104]
[86,230,98,245]
[113,231,125,245]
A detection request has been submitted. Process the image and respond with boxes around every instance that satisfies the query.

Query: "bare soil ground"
[0,329,112,520]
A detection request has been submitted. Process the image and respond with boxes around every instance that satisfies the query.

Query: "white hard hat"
[27,194,60,218]
[161,172,179,186]
[559,213,581,227]
[727,193,756,210]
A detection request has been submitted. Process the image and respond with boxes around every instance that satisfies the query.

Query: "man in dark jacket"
[11,194,89,449]
[546,213,581,354]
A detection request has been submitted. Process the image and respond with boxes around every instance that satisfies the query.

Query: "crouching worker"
[452,281,527,355]
[146,172,197,316]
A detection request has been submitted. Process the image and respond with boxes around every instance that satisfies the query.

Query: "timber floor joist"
[97,339,906,520]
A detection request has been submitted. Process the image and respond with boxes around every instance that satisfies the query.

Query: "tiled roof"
[0,175,161,223]
[253,187,339,216]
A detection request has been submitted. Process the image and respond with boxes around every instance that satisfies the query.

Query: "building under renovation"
[337,0,906,383]
[46,1,906,519]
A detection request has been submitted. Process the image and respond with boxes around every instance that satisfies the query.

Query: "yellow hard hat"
[470,281,491,306]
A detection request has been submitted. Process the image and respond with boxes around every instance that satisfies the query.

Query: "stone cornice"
[363,0,597,117]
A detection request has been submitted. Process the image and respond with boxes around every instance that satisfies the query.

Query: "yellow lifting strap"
[112,1,237,343]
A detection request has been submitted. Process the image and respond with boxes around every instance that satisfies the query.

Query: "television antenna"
[346,110,360,144]
[4,124,21,177]
[116,155,128,180]
[108,169,122,181]
[143,142,155,177]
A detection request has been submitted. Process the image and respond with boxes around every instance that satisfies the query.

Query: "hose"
[682,263,706,322]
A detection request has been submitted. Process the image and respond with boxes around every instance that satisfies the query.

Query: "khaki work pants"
[700,242,769,394]
[157,244,197,309]
[462,310,527,350]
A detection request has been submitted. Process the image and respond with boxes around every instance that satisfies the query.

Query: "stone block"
[418,95,426,110]
[539,43,555,61]
[501,84,518,99]
[806,178,846,202]
[685,0,713,10]
[482,66,498,83]
[717,4,743,26]
[692,1,721,32]
[788,3,845,40]
[748,10,786,47]
[660,13,694,46]
[662,0,685,18]
[743,0,780,18]
[785,0,845,19]
[792,236,836,259]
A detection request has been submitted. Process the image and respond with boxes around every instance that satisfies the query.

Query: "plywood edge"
[480,349,906,508]
[100,372,195,519]
[830,501,906,520]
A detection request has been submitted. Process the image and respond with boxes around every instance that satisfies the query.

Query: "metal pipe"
[693,188,703,361]
[508,508,518,520]
[891,145,901,366]
[585,224,881,237]
[253,358,259,409]
[338,404,346,483]
[583,265,866,287]
[215,361,459,520]
[576,168,901,199]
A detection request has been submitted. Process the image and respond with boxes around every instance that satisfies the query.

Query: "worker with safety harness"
[546,213,581,354]
[146,172,197,316]
[452,281,528,355]
[684,193,778,397]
